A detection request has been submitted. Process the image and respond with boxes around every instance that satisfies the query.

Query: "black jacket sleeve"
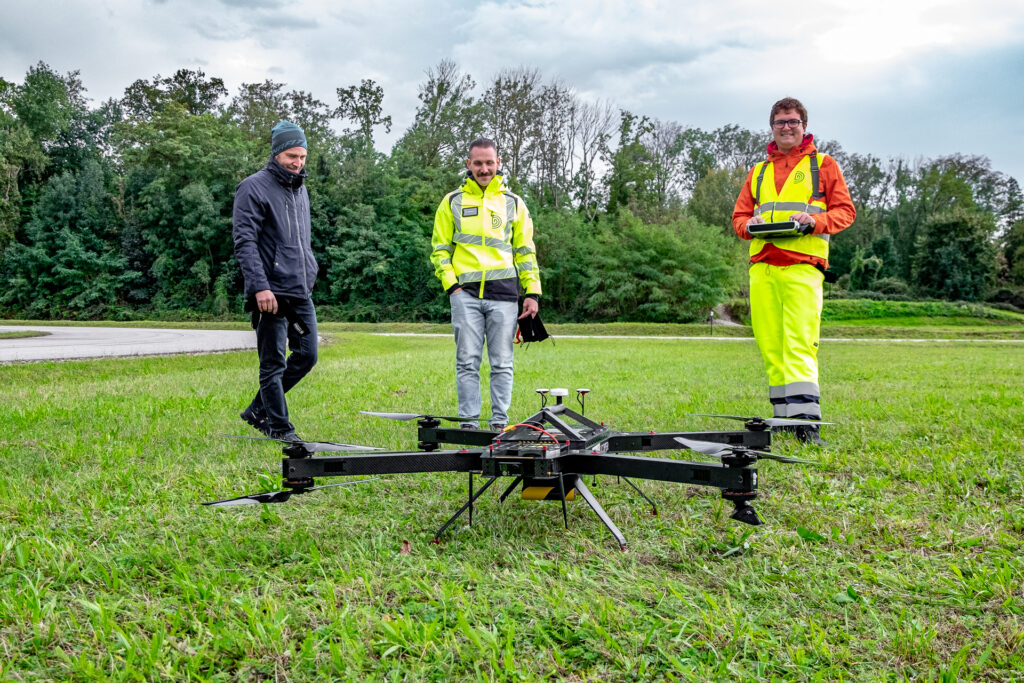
[233,178,271,296]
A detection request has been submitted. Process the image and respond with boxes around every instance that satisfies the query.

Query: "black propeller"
[220,433,381,453]
[203,477,383,507]
[360,410,464,422]
[674,436,814,464]
[689,413,832,428]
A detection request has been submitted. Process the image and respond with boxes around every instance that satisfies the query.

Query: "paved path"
[371,332,1024,343]
[3,325,1021,363]
[0,326,256,362]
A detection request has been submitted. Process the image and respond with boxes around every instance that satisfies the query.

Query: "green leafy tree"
[122,69,227,119]
[911,207,997,301]
[335,79,392,143]
[605,111,658,216]
[1,160,125,317]
[1002,218,1024,286]
[688,166,747,232]
[118,104,250,309]
[562,211,740,322]
[395,60,485,171]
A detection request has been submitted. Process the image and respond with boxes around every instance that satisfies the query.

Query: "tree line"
[1,61,1022,322]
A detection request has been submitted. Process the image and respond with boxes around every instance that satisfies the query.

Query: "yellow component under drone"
[521,486,577,501]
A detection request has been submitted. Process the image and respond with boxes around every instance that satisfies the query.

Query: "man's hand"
[519,297,539,319]
[450,287,463,295]
[255,289,278,315]
[791,212,816,234]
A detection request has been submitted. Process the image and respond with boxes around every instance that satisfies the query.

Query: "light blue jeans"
[450,291,518,426]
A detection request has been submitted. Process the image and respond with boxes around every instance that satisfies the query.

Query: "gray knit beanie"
[271,120,307,156]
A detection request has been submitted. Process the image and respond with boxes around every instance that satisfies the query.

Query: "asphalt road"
[0,325,256,362]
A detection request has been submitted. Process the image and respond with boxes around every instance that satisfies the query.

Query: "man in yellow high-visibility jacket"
[430,138,541,430]
[732,97,856,445]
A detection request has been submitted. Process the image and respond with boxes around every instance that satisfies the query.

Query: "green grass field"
[1,328,1022,680]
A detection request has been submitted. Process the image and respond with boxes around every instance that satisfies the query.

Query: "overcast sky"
[3,0,1023,182]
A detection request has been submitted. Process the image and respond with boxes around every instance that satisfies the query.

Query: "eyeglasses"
[772,119,804,129]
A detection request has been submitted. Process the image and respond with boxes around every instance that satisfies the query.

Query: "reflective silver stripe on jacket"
[433,244,454,254]
[457,267,518,283]
[515,246,535,255]
[754,202,825,214]
[453,233,513,253]
[450,193,463,232]
[504,195,517,241]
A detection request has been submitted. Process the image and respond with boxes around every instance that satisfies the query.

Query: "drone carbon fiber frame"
[276,403,773,549]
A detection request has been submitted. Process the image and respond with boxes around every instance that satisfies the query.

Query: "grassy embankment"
[1,315,1022,680]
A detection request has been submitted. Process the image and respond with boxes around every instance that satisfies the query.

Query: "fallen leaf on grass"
[400,540,411,554]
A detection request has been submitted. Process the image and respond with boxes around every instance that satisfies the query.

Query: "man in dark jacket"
[233,121,319,442]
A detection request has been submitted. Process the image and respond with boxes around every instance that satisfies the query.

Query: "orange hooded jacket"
[732,134,856,268]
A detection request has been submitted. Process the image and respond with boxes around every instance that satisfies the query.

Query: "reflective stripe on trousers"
[749,263,824,419]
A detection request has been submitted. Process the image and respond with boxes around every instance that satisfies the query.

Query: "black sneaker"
[241,407,271,437]
[270,430,303,444]
[459,422,478,430]
[489,423,507,432]
[795,425,827,446]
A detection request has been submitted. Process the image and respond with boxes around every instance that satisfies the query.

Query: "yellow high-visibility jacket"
[748,153,830,261]
[430,173,541,298]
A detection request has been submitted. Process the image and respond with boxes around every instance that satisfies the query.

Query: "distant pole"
[708,309,715,337]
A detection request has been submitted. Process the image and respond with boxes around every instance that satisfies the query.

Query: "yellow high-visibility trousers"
[748,262,823,419]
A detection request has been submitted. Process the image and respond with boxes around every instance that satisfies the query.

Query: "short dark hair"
[468,138,497,154]
[769,97,807,127]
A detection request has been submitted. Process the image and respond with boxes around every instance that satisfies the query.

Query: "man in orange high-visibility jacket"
[732,97,856,445]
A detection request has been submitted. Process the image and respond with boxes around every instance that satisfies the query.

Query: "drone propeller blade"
[359,410,463,422]
[301,441,382,453]
[688,413,833,428]
[748,451,815,464]
[203,490,294,506]
[203,477,383,507]
[220,434,381,451]
[674,436,730,457]
[674,437,815,465]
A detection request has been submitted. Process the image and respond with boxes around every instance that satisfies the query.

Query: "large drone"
[207,389,823,550]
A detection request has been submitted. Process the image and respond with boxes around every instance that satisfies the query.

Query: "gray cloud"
[1,0,1022,181]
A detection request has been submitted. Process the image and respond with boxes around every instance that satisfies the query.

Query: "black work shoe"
[270,430,302,444]
[241,407,271,436]
[795,426,827,446]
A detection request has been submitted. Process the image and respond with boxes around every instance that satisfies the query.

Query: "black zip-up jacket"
[233,157,318,299]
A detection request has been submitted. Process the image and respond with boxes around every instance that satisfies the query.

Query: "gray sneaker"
[459,422,478,430]
[489,423,507,432]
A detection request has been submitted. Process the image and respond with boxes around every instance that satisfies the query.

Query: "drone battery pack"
[747,221,804,239]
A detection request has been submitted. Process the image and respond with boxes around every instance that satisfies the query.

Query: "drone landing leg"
[557,473,569,530]
[622,476,658,517]
[573,478,627,551]
[433,475,498,542]
[498,475,524,504]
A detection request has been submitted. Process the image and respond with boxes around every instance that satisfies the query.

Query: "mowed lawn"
[1,329,1022,681]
